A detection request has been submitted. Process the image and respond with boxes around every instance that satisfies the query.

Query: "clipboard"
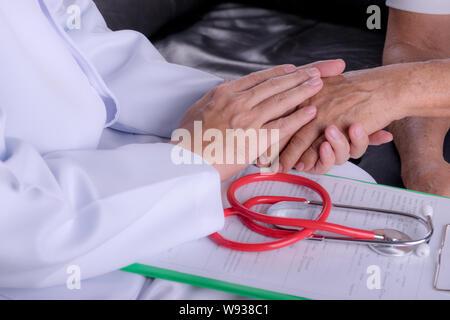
[122,170,450,300]
[122,264,304,300]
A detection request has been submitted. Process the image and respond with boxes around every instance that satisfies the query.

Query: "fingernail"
[296,162,305,171]
[306,67,320,77]
[329,126,341,140]
[305,76,322,86]
[303,106,317,115]
[284,65,297,73]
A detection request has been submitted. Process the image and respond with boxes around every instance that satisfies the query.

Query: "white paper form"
[140,166,450,299]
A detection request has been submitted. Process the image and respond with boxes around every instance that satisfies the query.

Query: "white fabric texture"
[386,0,450,14]
[0,0,224,290]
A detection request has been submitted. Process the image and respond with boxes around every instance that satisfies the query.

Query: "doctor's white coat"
[0,0,228,298]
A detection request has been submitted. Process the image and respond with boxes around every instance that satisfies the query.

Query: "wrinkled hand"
[172,61,345,181]
[278,65,407,173]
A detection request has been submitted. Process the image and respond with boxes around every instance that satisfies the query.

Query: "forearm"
[382,19,450,118]
[394,59,450,118]
[384,40,450,165]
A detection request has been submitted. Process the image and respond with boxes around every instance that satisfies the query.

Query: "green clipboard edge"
[324,173,450,200]
[121,173,449,300]
[122,264,306,300]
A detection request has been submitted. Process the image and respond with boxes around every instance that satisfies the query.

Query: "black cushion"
[236,0,388,30]
[94,1,387,78]
[152,2,386,79]
[93,0,217,36]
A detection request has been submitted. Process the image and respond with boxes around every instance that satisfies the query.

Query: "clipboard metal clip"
[434,224,450,291]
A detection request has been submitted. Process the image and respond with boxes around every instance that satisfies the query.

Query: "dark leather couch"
[93,0,449,188]
[95,0,388,78]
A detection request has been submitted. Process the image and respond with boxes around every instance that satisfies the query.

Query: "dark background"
[94,0,388,78]
[92,0,449,187]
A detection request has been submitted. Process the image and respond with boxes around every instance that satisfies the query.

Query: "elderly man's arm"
[384,8,450,197]
[277,56,450,179]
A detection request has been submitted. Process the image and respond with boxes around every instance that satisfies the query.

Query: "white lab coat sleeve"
[0,112,224,288]
[44,0,223,137]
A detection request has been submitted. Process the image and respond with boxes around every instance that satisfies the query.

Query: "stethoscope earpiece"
[415,243,431,257]
[422,205,434,218]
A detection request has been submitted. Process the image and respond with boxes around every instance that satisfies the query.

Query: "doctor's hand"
[277,65,408,174]
[171,61,345,181]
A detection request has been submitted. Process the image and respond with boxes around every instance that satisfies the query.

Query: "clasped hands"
[274,60,402,174]
[174,59,403,181]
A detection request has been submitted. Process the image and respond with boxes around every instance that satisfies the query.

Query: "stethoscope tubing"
[209,173,433,252]
[210,173,375,252]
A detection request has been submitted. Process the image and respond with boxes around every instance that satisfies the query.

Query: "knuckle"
[290,133,307,148]
[274,117,287,128]
[205,100,216,112]
[248,71,263,84]
[266,77,277,87]
[229,113,249,128]
[269,92,284,105]
[297,69,310,80]
[305,148,319,163]
[245,88,258,101]
[230,93,248,108]
[266,66,284,78]
[213,83,229,97]
[229,115,240,128]
[300,81,318,95]
[280,141,302,165]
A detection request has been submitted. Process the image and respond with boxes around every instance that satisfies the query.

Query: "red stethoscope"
[209,173,433,257]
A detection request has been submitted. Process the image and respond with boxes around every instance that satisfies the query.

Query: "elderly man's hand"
[278,64,412,173]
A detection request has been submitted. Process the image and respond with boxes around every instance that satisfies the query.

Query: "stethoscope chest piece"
[369,229,414,257]
[266,200,429,257]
